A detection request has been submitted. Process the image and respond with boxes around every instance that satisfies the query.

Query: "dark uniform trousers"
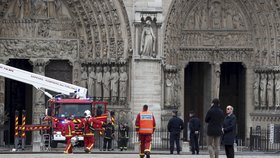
[170,132,180,153]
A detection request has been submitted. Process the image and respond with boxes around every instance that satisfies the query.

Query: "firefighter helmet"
[84,110,91,118]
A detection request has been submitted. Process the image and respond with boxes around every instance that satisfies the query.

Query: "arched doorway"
[220,62,245,140]
[184,62,211,144]
[5,59,33,145]
[184,62,246,144]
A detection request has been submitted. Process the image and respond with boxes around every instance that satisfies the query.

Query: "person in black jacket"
[119,122,129,151]
[189,111,201,155]
[222,105,237,158]
[205,98,224,158]
[167,110,184,154]
[103,121,115,151]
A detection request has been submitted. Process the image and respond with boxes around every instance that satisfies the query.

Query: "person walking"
[167,110,184,154]
[189,111,201,155]
[222,105,237,158]
[79,110,104,153]
[135,105,156,158]
[62,115,76,154]
[119,122,129,151]
[205,98,224,158]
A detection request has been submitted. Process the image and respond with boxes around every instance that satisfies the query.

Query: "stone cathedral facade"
[0,0,280,146]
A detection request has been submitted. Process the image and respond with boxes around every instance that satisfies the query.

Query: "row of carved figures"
[254,72,280,109]
[80,65,128,105]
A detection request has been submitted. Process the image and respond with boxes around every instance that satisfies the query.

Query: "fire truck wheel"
[50,141,58,148]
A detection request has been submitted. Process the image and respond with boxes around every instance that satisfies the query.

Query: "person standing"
[189,111,201,155]
[62,115,76,154]
[119,122,129,151]
[222,105,237,158]
[103,121,115,151]
[135,105,156,158]
[167,110,184,154]
[205,98,224,158]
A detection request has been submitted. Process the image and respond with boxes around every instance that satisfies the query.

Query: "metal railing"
[249,126,280,152]
[93,129,172,150]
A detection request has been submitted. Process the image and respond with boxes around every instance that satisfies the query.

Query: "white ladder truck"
[0,63,111,150]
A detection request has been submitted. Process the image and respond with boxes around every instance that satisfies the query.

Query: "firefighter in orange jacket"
[135,105,156,158]
[80,110,103,153]
[62,115,76,154]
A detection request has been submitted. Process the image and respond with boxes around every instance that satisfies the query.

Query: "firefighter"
[103,121,115,151]
[119,122,129,151]
[62,115,76,154]
[80,110,103,153]
[135,105,156,158]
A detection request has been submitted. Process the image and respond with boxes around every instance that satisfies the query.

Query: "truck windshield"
[55,103,91,118]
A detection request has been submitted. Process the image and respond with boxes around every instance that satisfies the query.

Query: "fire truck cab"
[46,98,108,148]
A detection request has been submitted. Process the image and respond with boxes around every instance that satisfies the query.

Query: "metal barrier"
[93,129,172,150]
[249,126,280,152]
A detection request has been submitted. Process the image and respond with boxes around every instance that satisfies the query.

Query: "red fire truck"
[0,64,113,149]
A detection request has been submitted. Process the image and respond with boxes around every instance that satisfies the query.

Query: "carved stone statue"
[260,73,267,108]
[210,1,222,29]
[95,66,103,99]
[213,62,221,98]
[253,73,260,107]
[275,73,280,107]
[119,66,128,103]
[267,74,274,108]
[34,0,47,17]
[172,73,180,107]
[102,66,110,100]
[110,67,119,103]
[87,66,96,97]
[80,66,88,88]
[165,73,173,107]
[140,19,156,58]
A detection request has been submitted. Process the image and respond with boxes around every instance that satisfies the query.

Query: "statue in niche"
[34,0,47,17]
[95,66,103,99]
[275,74,280,107]
[110,67,119,104]
[87,66,96,97]
[213,62,221,98]
[36,65,44,105]
[253,73,260,107]
[232,12,242,29]
[119,66,128,104]
[140,19,156,58]
[102,66,111,100]
[260,73,267,108]
[172,73,180,107]
[225,7,233,29]
[80,66,88,88]
[23,0,31,17]
[267,73,274,108]
[13,0,23,18]
[194,7,200,29]
[209,1,222,29]
[201,8,207,29]
[165,73,173,107]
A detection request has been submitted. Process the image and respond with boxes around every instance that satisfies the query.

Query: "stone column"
[211,62,221,99]
[29,58,49,151]
[244,63,254,138]
[0,58,9,146]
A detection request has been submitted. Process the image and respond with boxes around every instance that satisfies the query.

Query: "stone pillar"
[0,58,9,146]
[211,62,221,99]
[29,59,49,151]
[244,63,254,138]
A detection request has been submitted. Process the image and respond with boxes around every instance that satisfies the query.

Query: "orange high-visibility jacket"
[135,111,156,134]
